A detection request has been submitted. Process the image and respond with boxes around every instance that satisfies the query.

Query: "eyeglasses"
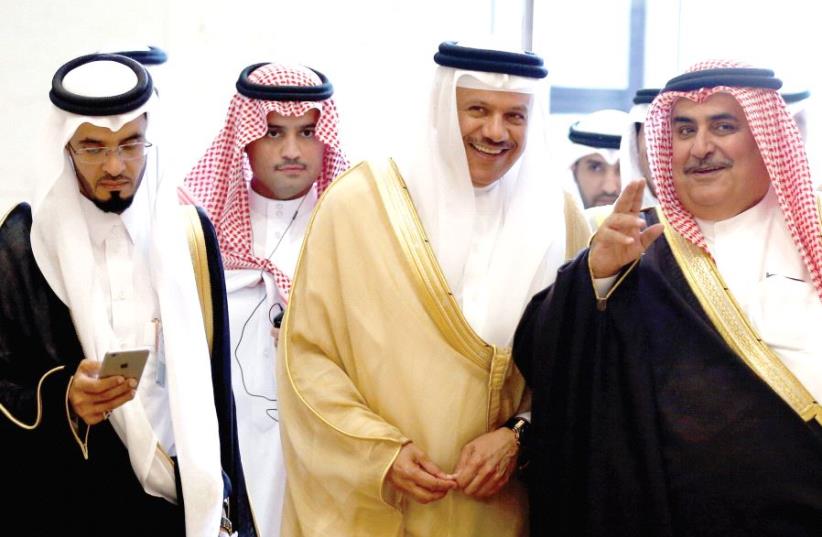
[67,141,153,164]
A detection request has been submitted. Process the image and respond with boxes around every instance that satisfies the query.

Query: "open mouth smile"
[468,141,512,157]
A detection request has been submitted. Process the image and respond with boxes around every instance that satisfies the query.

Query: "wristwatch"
[502,416,530,448]
[220,498,234,535]
[503,416,532,473]
[220,514,233,535]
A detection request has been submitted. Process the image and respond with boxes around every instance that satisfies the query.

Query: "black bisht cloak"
[0,203,255,536]
[513,209,822,537]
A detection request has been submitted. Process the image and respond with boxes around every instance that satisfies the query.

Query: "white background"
[1,0,819,209]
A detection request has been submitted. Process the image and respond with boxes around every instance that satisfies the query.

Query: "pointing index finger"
[612,179,645,215]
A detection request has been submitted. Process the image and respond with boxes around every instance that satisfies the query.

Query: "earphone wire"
[233,190,309,421]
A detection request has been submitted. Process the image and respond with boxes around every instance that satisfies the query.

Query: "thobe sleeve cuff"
[587,251,641,311]
[593,275,618,297]
[515,411,532,422]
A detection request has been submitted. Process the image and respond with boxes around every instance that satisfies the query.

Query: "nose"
[603,166,621,194]
[281,133,301,161]
[690,129,715,160]
[481,114,508,143]
[101,150,126,176]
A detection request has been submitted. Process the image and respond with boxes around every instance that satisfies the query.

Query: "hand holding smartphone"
[98,347,150,388]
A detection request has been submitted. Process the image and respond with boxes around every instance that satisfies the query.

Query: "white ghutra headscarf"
[399,46,566,347]
[31,55,224,537]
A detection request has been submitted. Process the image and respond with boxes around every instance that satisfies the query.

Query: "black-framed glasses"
[68,141,153,164]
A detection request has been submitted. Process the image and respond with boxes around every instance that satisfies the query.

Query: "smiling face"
[246,109,325,200]
[671,93,771,221]
[455,87,531,187]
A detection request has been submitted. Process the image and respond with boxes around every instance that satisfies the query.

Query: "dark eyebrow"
[119,133,144,144]
[76,137,104,145]
[267,122,317,129]
[463,100,488,108]
[76,133,144,145]
[672,113,739,124]
[708,113,739,122]
[509,105,528,114]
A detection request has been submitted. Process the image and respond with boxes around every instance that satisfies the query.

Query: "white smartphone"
[98,347,150,387]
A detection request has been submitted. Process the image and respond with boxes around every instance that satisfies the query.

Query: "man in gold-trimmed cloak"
[276,41,590,536]
[514,60,822,536]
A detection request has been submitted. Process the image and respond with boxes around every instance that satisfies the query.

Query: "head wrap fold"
[620,88,661,207]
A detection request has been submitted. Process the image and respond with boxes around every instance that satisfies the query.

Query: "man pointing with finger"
[513,60,822,536]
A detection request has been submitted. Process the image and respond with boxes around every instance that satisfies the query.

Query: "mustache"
[684,158,733,174]
[467,137,515,150]
[95,174,130,183]
[593,193,619,206]
[275,159,308,170]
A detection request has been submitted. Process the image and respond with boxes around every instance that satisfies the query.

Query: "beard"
[71,159,144,215]
[91,190,136,214]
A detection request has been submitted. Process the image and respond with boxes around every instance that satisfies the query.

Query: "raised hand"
[589,179,663,278]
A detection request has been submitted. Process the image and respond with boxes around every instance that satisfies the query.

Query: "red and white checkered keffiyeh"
[646,59,822,302]
[183,63,348,301]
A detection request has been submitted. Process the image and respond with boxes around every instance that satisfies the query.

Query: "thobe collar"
[78,194,139,247]
[473,179,503,215]
[248,186,309,224]
[695,186,777,247]
[695,187,782,300]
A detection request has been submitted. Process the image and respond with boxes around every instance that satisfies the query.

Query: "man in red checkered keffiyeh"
[184,62,348,301]
[182,62,348,537]
[514,60,822,536]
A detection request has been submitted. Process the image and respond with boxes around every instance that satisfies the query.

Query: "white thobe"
[697,188,822,402]
[461,182,504,336]
[226,187,316,537]
[80,196,177,502]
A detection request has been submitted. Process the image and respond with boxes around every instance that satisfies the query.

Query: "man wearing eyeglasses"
[0,54,253,536]
[67,114,152,213]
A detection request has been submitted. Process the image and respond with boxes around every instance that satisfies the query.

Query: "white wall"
[4,0,820,213]
[0,0,516,209]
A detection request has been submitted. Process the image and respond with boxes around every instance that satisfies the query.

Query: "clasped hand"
[387,427,519,504]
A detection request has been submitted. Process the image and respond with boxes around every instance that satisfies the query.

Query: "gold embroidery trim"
[0,365,65,429]
[658,207,822,425]
[64,374,90,459]
[372,159,514,429]
[587,254,641,312]
[180,205,214,355]
[372,159,495,370]
[281,163,413,447]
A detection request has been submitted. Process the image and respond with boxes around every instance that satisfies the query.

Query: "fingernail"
[128,379,137,388]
